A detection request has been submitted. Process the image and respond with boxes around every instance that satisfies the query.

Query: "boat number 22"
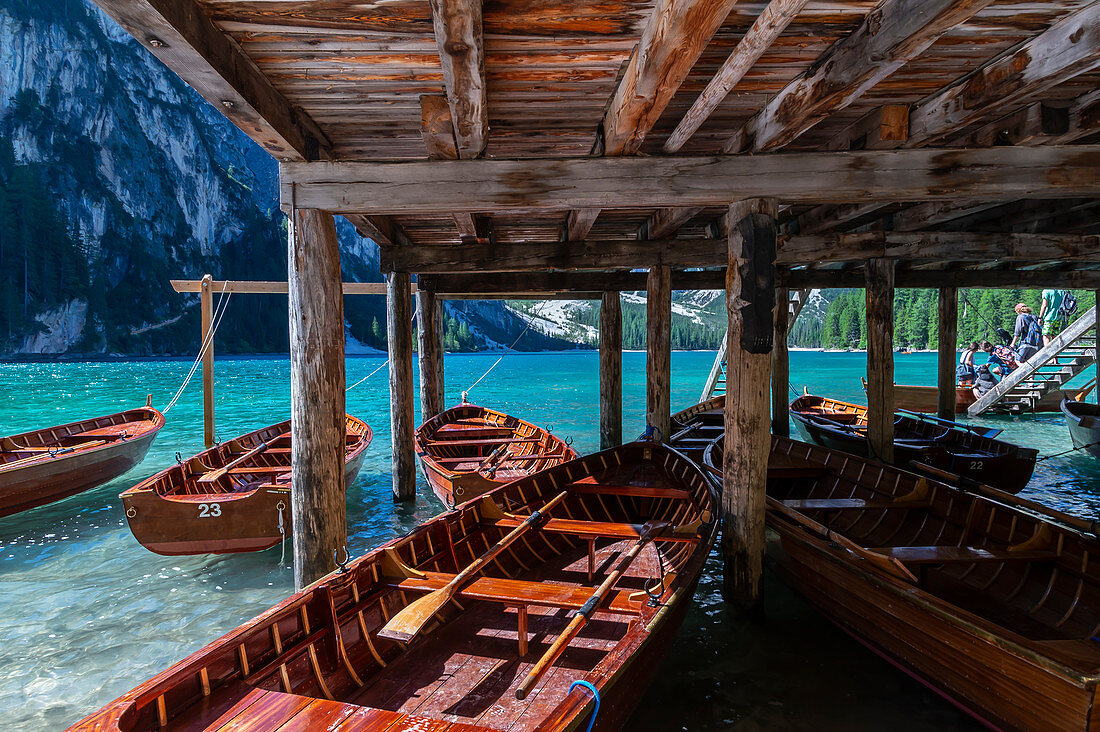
[968,461,984,470]
[198,503,222,518]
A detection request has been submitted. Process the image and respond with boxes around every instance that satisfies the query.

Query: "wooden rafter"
[383,232,1100,273]
[663,0,810,153]
[724,0,995,153]
[94,0,330,162]
[640,207,704,239]
[280,145,1100,214]
[907,2,1100,147]
[601,0,742,156]
[421,94,480,242]
[429,0,488,159]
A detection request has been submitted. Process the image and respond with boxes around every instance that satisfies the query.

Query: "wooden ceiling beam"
[565,209,601,241]
[421,94,480,242]
[601,0,742,157]
[724,0,995,153]
[907,2,1100,147]
[383,232,1100,273]
[782,267,1100,289]
[343,214,410,247]
[890,201,1004,232]
[281,145,1100,215]
[640,207,704,239]
[429,0,488,159]
[664,0,809,153]
[94,0,329,162]
[419,270,726,296]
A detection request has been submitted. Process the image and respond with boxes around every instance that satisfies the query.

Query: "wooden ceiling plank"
[94,0,331,162]
[907,1,1100,147]
[281,145,1100,214]
[601,0,743,157]
[663,0,810,153]
[429,0,488,159]
[724,0,997,153]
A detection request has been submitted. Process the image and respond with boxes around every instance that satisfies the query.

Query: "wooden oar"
[196,435,285,484]
[514,520,667,700]
[378,489,570,643]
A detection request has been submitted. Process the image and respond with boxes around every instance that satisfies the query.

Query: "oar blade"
[377,589,452,643]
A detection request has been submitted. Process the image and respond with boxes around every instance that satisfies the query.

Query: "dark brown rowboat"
[416,403,576,508]
[669,396,724,463]
[1061,398,1100,459]
[704,435,1100,731]
[121,415,370,555]
[790,393,1038,494]
[0,399,164,517]
[70,441,717,732]
[860,376,978,414]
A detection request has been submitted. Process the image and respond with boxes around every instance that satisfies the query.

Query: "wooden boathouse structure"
[92,0,1100,605]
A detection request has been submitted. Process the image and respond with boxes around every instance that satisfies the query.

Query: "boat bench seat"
[427,438,541,448]
[782,498,929,511]
[384,570,641,616]
[873,546,1059,564]
[767,467,834,480]
[433,427,515,440]
[568,483,692,501]
[489,516,698,543]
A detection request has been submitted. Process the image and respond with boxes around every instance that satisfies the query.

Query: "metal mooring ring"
[276,501,286,512]
[126,506,136,518]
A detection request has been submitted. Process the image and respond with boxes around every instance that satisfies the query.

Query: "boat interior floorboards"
[347,538,659,731]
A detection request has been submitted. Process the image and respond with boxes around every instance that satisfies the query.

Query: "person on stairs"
[1010,303,1043,363]
[956,342,979,383]
[982,340,1017,377]
[1040,289,1069,345]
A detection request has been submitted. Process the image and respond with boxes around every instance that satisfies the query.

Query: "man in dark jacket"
[1010,303,1042,363]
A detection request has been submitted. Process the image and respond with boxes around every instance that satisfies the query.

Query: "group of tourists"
[956,289,1079,397]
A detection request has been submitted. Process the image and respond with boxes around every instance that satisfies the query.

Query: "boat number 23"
[198,503,222,518]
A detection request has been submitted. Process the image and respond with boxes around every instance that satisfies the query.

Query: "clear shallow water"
[0,351,1096,729]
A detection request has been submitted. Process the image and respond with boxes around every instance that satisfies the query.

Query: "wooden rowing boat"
[704,435,1100,731]
[70,441,718,732]
[860,376,977,414]
[1061,398,1100,459]
[415,403,576,508]
[669,396,724,463]
[121,415,371,555]
[0,398,164,518]
[790,393,1038,494]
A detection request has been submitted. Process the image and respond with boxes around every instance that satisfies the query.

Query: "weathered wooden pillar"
[416,288,444,423]
[865,259,896,464]
[722,199,776,612]
[937,287,958,420]
[1096,290,1099,406]
[388,272,416,501]
[599,291,622,450]
[200,274,215,448]
[771,285,790,437]
[646,265,672,441]
[288,209,346,590]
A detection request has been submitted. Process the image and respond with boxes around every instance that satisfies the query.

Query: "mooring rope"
[461,321,531,401]
[1037,440,1100,462]
[163,281,232,414]
[346,359,389,392]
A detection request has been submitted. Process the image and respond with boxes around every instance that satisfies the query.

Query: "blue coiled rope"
[569,680,601,732]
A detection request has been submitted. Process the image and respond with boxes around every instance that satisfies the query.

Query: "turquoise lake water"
[1,350,1098,729]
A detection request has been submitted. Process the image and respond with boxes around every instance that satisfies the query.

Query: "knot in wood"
[444,40,470,55]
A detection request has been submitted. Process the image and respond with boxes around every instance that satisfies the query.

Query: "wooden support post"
[200,274,215,448]
[1096,289,1099,406]
[937,287,958,420]
[646,266,671,441]
[288,209,347,590]
[417,289,444,422]
[599,291,622,450]
[388,272,416,501]
[723,199,777,612]
[865,259,896,464]
[772,286,790,437]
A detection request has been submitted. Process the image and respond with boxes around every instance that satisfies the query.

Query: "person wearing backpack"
[1040,289,1076,345]
[1010,303,1043,362]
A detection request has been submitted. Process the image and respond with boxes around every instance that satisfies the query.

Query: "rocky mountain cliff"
[0,0,559,356]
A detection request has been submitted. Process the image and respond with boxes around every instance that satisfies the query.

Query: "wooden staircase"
[968,306,1097,416]
[701,289,813,401]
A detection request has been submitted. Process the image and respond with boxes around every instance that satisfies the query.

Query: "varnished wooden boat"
[416,403,576,508]
[790,393,1038,494]
[1061,398,1100,459]
[0,399,164,518]
[704,435,1100,731]
[121,416,371,555]
[860,376,976,414]
[70,441,718,732]
[669,396,724,462]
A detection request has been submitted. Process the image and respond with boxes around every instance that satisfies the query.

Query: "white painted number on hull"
[198,503,221,517]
